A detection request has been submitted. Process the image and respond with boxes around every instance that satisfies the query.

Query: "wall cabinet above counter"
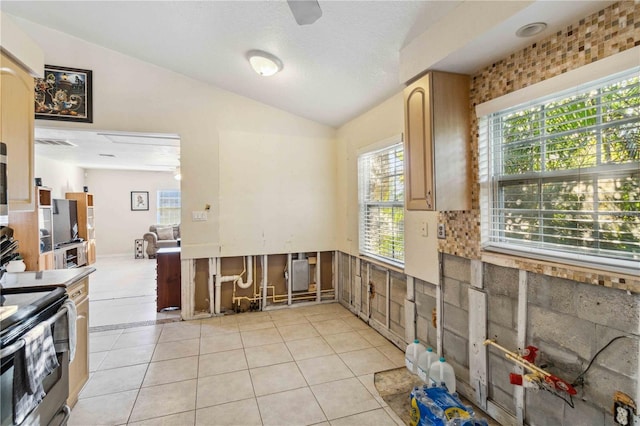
[1,52,35,212]
[403,71,470,211]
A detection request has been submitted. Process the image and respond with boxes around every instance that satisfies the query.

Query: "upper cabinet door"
[403,71,470,212]
[1,52,35,212]
[404,73,434,210]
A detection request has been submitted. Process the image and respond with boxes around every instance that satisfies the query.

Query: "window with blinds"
[157,189,181,225]
[358,142,404,266]
[480,67,639,270]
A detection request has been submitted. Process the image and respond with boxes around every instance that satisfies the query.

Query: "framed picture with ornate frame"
[131,191,149,211]
[35,65,93,123]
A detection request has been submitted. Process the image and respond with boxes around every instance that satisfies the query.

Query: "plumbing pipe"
[234,256,253,289]
[233,289,335,305]
[208,258,215,315]
[262,255,268,309]
[215,258,222,315]
[215,256,254,314]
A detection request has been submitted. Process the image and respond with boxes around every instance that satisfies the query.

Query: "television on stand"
[52,199,79,248]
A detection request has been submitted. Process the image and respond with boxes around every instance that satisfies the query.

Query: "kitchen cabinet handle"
[70,290,83,299]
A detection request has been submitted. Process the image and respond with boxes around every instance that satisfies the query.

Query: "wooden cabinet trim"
[1,52,35,211]
[404,71,470,211]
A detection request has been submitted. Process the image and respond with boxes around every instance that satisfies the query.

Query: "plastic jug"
[428,357,456,393]
[417,347,439,383]
[405,339,426,374]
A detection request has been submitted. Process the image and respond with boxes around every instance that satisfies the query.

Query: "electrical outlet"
[613,392,637,426]
[614,403,633,425]
[437,223,446,239]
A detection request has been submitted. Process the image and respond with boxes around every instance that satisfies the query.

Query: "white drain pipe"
[235,256,254,290]
[214,256,253,314]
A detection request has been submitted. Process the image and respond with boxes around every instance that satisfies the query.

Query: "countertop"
[1,267,96,290]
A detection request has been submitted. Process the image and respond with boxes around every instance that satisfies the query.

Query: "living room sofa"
[143,224,180,258]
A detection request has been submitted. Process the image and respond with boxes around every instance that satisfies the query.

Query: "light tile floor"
[89,255,180,328]
[74,255,407,425]
[75,305,407,424]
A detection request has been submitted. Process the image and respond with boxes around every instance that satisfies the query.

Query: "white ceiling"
[2,0,614,171]
[34,128,181,172]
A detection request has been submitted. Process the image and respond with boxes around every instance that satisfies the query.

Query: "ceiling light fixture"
[516,22,547,38]
[247,50,283,77]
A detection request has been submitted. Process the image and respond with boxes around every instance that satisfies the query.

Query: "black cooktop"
[0,286,68,348]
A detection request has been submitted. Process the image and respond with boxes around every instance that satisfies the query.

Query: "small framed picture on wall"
[131,191,149,211]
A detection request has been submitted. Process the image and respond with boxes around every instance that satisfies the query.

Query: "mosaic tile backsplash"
[438,1,640,290]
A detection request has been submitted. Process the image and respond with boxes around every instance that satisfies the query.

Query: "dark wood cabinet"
[156,247,181,311]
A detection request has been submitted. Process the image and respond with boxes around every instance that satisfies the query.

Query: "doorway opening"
[33,127,182,330]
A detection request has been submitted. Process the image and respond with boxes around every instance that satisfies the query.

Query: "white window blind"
[157,189,181,225]
[358,142,404,266]
[480,67,639,270]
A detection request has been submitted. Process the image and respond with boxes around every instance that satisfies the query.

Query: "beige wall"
[219,131,336,256]
[34,156,85,198]
[85,169,179,256]
[14,17,336,260]
[335,92,439,284]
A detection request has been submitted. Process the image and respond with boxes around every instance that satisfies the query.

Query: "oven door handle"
[0,306,68,359]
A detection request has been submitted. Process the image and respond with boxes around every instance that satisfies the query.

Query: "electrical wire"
[541,334,638,408]
[571,335,637,388]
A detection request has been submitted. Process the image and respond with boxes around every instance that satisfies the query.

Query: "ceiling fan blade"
[287,0,322,26]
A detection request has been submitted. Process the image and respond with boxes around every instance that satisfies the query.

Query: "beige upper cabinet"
[404,71,470,211]
[1,52,35,212]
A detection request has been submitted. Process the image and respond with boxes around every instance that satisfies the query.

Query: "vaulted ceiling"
[2,1,613,170]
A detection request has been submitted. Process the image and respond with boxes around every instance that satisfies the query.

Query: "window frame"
[478,63,640,274]
[156,189,181,225]
[357,137,405,268]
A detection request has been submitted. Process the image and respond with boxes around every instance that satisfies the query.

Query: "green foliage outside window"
[489,71,639,262]
[359,143,404,265]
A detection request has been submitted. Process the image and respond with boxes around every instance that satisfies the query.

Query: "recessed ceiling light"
[516,22,547,38]
[247,50,283,77]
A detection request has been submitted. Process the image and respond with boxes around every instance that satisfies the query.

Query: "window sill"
[481,248,640,294]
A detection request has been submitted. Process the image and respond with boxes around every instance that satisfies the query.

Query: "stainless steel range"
[1,286,70,426]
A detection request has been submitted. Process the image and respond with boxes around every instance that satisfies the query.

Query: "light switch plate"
[421,221,428,237]
[192,211,208,221]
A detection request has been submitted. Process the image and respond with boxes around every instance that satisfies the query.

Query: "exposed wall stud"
[469,287,488,410]
[331,250,342,301]
[386,270,391,330]
[287,253,292,305]
[436,252,443,355]
[316,251,321,303]
[515,270,528,425]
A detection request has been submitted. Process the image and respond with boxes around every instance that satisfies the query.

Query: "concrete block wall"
[442,254,472,387]
[484,263,519,414]
[369,265,387,325]
[389,271,406,338]
[525,272,639,425]
[337,251,639,425]
[478,261,639,425]
[339,252,351,304]
[415,277,438,349]
[337,253,409,348]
